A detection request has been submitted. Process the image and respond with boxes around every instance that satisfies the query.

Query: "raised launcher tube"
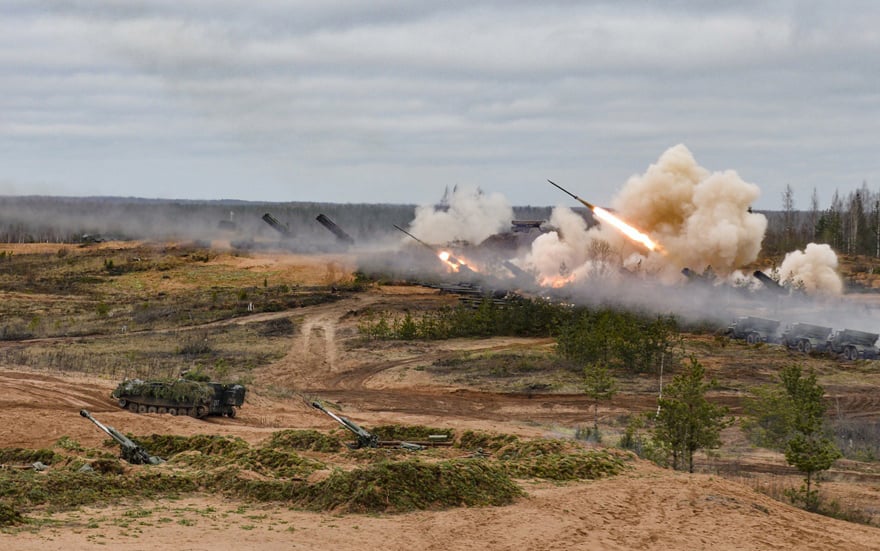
[262,212,292,238]
[315,214,355,245]
[80,409,163,465]
[753,270,788,295]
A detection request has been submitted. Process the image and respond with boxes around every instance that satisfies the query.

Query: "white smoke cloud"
[407,185,513,245]
[777,242,843,295]
[521,206,591,284]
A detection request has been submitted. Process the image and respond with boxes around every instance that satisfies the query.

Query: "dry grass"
[0,321,292,381]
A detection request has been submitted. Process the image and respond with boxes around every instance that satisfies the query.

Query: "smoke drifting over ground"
[407,186,513,245]
[777,243,844,296]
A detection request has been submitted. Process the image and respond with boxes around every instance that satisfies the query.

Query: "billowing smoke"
[522,207,590,285]
[777,243,844,295]
[610,144,767,279]
[408,185,513,245]
[520,144,768,284]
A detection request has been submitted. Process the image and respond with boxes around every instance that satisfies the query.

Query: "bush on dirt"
[0,502,24,526]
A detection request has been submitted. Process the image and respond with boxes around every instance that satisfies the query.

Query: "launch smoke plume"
[408,185,513,245]
[521,144,768,284]
[777,243,844,295]
[610,144,767,279]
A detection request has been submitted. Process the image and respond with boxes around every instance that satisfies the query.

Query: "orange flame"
[592,206,664,253]
[539,274,576,288]
[439,250,472,272]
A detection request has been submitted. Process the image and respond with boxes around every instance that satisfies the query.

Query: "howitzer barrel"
[80,409,163,465]
[80,409,115,440]
[312,401,378,448]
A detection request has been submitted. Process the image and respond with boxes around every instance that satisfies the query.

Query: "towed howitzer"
[80,409,163,465]
[312,401,451,450]
[312,401,379,449]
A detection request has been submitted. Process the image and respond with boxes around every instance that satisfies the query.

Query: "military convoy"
[727,316,879,360]
[111,378,246,418]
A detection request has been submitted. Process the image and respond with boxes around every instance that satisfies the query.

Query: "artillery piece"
[80,409,163,465]
[311,401,451,450]
[312,401,379,449]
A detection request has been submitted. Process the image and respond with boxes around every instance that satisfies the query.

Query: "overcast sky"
[1,1,878,209]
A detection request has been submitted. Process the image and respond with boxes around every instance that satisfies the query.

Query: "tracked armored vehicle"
[111,378,245,418]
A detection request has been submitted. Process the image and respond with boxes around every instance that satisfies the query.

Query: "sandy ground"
[2,285,880,550]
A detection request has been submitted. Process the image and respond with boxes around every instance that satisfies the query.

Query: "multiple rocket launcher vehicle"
[727,316,879,360]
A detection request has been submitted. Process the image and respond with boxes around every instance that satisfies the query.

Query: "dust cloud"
[777,243,844,295]
[407,185,513,246]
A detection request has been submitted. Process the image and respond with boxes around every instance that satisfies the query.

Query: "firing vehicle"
[726,316,781,344]
[80,409,163,465]
[827,329,879,361]
[111,378,245,418]
[781,323,833,354]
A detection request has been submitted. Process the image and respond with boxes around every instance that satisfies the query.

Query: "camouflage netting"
[111,379,213,404]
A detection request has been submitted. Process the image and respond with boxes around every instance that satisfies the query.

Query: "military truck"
[727,316,781,344]
[781,323,833,354]
[827,329,879,361]
[111,378,245,418]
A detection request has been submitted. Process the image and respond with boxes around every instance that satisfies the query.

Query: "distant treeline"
[761,182,880,257]
[8,190,880,258]
[0,196,552,246]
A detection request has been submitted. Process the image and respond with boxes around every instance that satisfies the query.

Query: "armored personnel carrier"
[111,378,245,418]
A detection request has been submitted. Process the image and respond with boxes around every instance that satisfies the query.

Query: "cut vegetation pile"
[112,379,214,404]
[0,429,630,523]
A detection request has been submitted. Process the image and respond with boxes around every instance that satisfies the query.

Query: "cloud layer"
[2,2,879,206]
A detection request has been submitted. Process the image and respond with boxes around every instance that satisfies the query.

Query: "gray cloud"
[1,1,878,207]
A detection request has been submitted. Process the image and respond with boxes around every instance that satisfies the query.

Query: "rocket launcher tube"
[547,179,663,253]
[547,180,596,210]
[393,224,436,252]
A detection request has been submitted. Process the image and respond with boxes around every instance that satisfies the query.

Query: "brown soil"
[2,268,880,549]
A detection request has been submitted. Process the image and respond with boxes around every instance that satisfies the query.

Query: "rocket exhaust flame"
[547,180,663,254]
[393,224,475,273]
[592,206,663,253]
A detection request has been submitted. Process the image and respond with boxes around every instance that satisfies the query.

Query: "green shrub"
[0,502,24,526]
